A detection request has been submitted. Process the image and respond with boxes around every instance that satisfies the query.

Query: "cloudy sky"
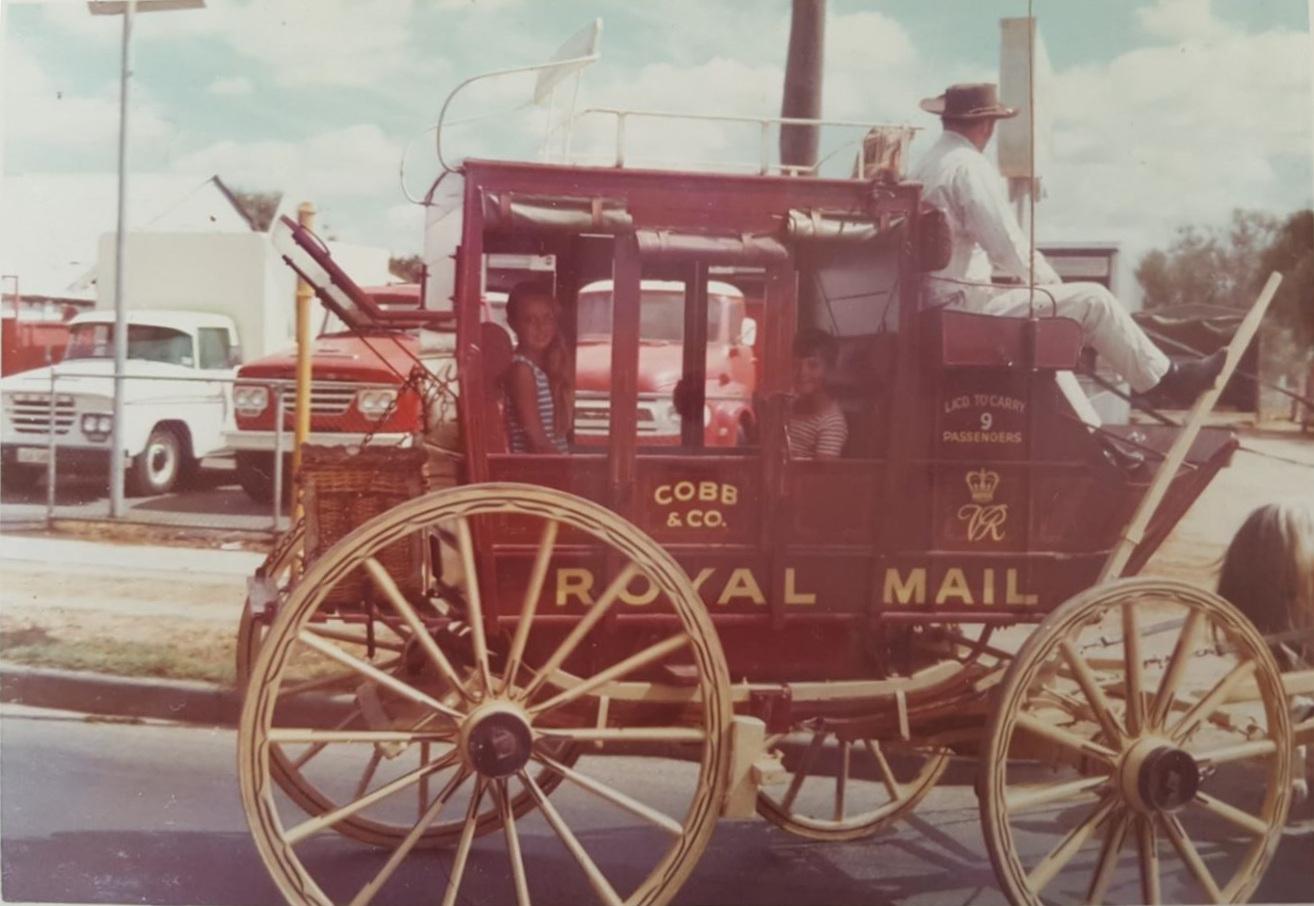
[3,0,1312,288]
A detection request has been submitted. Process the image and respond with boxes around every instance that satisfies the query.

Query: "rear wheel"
[239,483,733,906]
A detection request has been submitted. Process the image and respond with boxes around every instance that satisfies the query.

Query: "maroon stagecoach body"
[422,159,1236,686]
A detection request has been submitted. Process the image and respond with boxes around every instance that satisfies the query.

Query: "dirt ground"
[2,427,1311,686]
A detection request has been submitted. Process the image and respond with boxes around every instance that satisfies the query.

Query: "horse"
[1218,499,1314,805]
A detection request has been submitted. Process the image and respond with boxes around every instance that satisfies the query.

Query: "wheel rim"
[756,725,950,841]
[145,435,177,488]
[981,577,1293,906]
[239,483,732,906]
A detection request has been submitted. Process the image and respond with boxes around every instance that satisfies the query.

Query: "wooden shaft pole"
[1098,272,1282,581]
[292,201,316,528]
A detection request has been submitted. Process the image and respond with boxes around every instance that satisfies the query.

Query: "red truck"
[572,278,757,446]
[225,284,454,502]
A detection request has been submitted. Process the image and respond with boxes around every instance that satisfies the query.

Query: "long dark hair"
[1218,501,1314,665]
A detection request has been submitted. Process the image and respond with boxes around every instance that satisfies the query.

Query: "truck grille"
[574,399,662,436]
[5,393,76,436]
[280,387,356,416]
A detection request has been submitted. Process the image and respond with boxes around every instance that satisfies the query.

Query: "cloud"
[2,39,175,162]
[208,75,253,96]
[1136,0,1230,43]
[1042,16,1312,258]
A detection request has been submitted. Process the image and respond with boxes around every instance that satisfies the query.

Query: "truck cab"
[572,279,756,446]
[0,309,240,494]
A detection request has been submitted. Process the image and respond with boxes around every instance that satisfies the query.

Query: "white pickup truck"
[0,309,240,495]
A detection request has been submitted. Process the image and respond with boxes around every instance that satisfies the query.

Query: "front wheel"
[126,425,189,496]
[980,577,1292,906]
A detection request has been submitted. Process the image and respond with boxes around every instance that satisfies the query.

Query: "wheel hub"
[1121,737,1200,813]
[460,702,534,778]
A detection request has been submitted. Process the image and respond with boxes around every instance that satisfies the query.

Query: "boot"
[1154,349,1227,405]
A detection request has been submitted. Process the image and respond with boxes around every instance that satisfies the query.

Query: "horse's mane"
[1218,500,1314,665]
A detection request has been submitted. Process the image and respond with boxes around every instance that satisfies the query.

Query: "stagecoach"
[235,81,1312,906]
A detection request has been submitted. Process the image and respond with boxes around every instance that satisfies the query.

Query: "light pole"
[88,0,203,517]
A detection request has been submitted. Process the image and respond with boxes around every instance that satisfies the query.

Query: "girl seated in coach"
[787,328,848,460]
[504,282,570,454]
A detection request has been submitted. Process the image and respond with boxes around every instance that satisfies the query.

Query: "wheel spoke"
[516,563,641,703]
[348,770,470,906]
[280,660,401,699]
[1149,609,1205,730]
[496,779,533,906]
[1192,791,1270,837]
[1014,712,1119,766]
[529,633,690,716]
[537,726,705,744]
[520,770,623,906]
[305,623,407,653]
[834,740,850,822]
[1122,603,1145,736]
[296,630,464,722]
[353,748,384,800]
[781,729,827,812]
[1025,795,1118,893]
[1005,775,1109,812]
[1161,813,1223,903]
[440,778,486,906]
[1170,658,1258,743]
[270,728,451,745]
[1085,807,1130,905]
[1192,737,1278,768]
[1137,814,1162,905]
[283,751,459,845]
[1060,639,1126,746]
[363,557,475,702]
[502,519,558,695]
[453,516,494,694]
[863,739,903,801]
[536,752,683,837]
[286,708,361,769]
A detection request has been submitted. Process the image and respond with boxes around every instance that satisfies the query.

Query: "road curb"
[0,662,241,725]
[0,662,348,727]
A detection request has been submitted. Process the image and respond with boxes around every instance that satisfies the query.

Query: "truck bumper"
[2,443,128,473]
[223,430,413,451]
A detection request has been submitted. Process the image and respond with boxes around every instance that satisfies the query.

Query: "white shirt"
[909,130,1060,305]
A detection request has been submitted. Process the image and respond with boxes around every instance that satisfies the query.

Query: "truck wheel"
[126,425,185,496]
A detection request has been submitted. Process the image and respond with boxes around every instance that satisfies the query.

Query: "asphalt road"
[2,705,1311,906]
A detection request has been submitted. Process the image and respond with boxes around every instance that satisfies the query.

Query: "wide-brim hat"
[919,82,1018,120]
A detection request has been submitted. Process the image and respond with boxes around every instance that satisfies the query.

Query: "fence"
[1,369,413,535]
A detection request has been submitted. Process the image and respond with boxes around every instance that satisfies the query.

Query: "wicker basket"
[300,444,453,609]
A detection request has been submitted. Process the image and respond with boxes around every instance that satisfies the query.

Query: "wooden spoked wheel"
[756,724,950,841]
[236,522,566,848]
[239,483,733,906]
[981,577,1293,906]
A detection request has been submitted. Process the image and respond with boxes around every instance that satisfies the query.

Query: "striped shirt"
[506,355,568,454]
[787,400,848,460]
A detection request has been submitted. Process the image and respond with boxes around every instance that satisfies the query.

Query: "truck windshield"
[65,323,194,366]
[577,290,725,342]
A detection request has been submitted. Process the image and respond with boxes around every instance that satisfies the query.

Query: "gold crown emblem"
[965,468,1000,504]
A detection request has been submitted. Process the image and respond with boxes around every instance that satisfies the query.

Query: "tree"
[1135,209,1280,311]
[229,187,282,232]
[1255,209,1313,344]
[389,255,424,283]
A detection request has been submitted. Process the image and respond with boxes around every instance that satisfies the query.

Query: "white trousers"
[955,281,1171,393]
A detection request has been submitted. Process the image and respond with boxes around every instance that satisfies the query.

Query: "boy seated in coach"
[786,328,848,460]
[503,282,571,454]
